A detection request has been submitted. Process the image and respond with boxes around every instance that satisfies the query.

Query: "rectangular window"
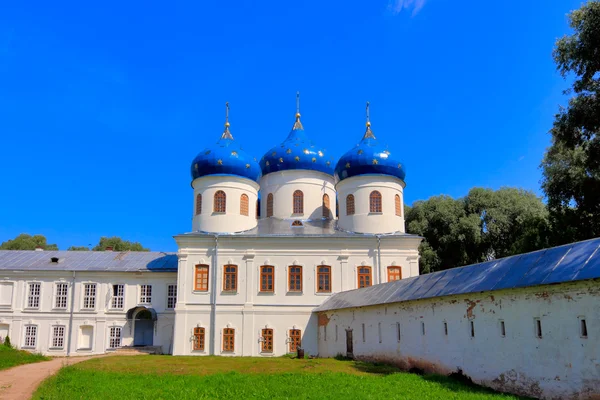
[357,267,372,288]
[324,325,327,341]
[362,323,366,342]
[54,283,68,309]
[470,321,475,337]
[140,285,152,304]
[27,283,41,309]
[82,283,96,309]
[167,285,177,309]
[223,328,235,352]
[535,319,542,338]
[260,266,274,292]
[261,328,273,352]
[289,329,301,352]
[52,325,65,349]
[195,265,209,291]
[335,325,338,342]
[0,282,14,309]
[387,266,402,281]
[378,322,382,343]
[421,322,425,336]
[580,319,588,338]
[24,325,37,348]
[109,327,121,349]
[443,322,448,336]
[223,265,237,292]
[317,266,331,293]
[500,320,506,337]
[288,266,302,292]
[111,284,124,309]
[397,322,401,342]
[193,327,205,351]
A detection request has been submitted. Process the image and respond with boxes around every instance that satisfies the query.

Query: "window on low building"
[323,194,331,219]
[240,194,249,216]
[78,326,93,350]
[196,194,202,215]
[223,265,237,292]
[167,284,177,309]
[111,284,124,309]
[260,266,274,292]
[369,191,382,213]
[317,265,331,293]
[262,328,273,352]
[214,190,226,213]
[27,283,41,309]
[358,266,372,288]
[193,327,205,351]
[223,328,235,352]
[395,194,401,216]
[24,325,37,348]
[267,193,274,217]
[140,285,152,304]
[387,266,402,281]
[293,190,304,214]
[346,194,355,216]
[195,265,209,291]
[54,283,68,309]
[109,327,122,349]
[82,283,96,309]
[288,266,302,292]
[289,329,301,352]
[52,325,65,349]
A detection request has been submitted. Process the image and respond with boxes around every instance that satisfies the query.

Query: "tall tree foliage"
[0,234,58,250]
[406,188,549,273]
[541,1,600,243]
[92,236,149,252]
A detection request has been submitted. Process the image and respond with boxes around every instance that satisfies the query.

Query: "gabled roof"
[0,251,177,272]
[315,237,600,312]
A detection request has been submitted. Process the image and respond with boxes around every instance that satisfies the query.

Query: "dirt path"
[0,356,99,400]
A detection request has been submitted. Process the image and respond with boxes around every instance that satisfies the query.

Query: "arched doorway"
[131,308,155,346]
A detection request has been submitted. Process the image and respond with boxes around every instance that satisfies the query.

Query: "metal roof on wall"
[315,237,600,312]
[0,251,178,272]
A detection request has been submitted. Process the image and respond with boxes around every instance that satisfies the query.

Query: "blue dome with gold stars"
[334,110,406,183]
[260,112,334,177]
[190,111,261,183]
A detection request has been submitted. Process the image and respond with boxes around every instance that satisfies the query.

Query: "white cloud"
[387,0,427,16]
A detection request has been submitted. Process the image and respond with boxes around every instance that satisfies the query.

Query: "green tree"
[92,236,149,252]
[0,234,58,250]
[541,1,600,244]
[67,246,90,251]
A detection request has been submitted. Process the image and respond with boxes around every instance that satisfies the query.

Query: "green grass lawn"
[33,356,526,400]
[0,345,49,371]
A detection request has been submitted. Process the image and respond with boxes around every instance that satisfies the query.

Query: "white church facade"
[0,100,421,357]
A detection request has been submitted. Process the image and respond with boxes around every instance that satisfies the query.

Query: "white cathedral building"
[0,100,421,357]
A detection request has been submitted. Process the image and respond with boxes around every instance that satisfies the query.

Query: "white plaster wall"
[192,176,259,233]
[336,175,405,234]
[259,170,336,220]
[0,271,177,355]
[317,281,600,399]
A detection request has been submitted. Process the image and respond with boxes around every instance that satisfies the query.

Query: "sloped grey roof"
[315,237,600,312]
[179,217,421,238]
[0,251,177,272]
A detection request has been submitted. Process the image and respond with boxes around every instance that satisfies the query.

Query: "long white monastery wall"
[317,280,600,399]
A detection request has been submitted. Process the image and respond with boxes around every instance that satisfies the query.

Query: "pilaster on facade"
[337,254,349,293]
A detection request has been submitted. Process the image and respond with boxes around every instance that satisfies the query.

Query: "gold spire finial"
[221,102,233,139]
[362,101,376,139]
[293,92,303,130]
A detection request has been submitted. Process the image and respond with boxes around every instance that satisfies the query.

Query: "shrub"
[4,336,11,348]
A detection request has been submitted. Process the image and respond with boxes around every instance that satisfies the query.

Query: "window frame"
[0,281,14,309]
[167,284,177,309]
[387,266,402,282]
[193,327,205,351]
[195,193,202,215]
[261,328,273,353]
[54,282,68,309]
[289,329,301,353]
[259,265,275,293]
[214,190,227,213]
[108,326,122,349]
[51,325,66,349]
[323,194,330,219]
[23,324,38,348]
[223,328,235,352]
[240,194,249,216]
[82,283,97,310]
[395,194,401,216]
[266,193,274,217]
[316,265,331,293]
[288,265,302,292]
[346,194,355,216]
[223,264,238,292]
[26,282,41,309]
[369,191,382,213]
[194,264,209,292]
[357,266,372,288]
[111,284,125,310]
[292,190,304,214]
[139,284,152,305]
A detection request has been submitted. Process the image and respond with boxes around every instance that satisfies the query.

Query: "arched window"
[323,194,330,219]
[293,190,304,214]
[346,194,355,216]
[240,194,249,216]
[369,191,382,213]
[195,194,202,215]
[214,191,226,213]
[395,194,401,216]
[358,266,372,288]
[387,266,402,281]
[267,193,274,217]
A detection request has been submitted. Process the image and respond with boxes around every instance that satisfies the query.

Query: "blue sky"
[0,0,581,251]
